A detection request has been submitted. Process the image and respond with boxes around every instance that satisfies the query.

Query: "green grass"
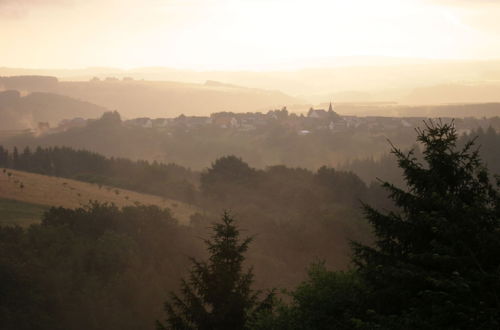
[0,198,49,227]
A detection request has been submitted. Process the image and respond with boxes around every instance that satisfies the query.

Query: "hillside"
[0,169,198,225]
[0,90,107,129]
[1,76,302,118]
[0,198,49,226]
[333,102,500,118]
[4,59,500,105]
[56,80,300,117]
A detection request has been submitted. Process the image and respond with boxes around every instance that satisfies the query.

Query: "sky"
[1,0,500,70]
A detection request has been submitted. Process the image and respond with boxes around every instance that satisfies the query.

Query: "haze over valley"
[1,0,500,329]
[5,57,500,110]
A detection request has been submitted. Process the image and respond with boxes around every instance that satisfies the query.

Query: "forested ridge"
[0,145,197,203]
[344,125,500,186]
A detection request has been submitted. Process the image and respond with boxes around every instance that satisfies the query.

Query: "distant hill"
[0,75,302,118]
[56,80,301,118]
[0,169,198,225]
[0,90,107,129]
[404,84,500,105]
[333,102,500,117]
[4,59,500,105]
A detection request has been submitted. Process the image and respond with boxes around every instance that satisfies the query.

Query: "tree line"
[343,125,500,186]
[0,145,197,203]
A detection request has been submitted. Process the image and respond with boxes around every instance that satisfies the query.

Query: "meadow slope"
[0,169,198,225]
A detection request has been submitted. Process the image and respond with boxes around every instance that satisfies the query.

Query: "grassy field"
[0,169,199,226]
[0,198,49,227]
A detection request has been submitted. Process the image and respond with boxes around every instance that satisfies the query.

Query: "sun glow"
[0,0,499,69]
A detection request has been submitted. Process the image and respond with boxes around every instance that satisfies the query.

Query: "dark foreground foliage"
[248,262,366,330]
[255,121,500,329]
[0,203,202,330]
[157,212,273,330]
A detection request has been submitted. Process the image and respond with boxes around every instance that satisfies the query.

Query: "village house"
[237,112,268,128]
[184,116,212,128]
[153,118,171,128]
[307,108,328,119]
[308,102,341,122]
[328,118,349,132]
[57,117,86,131]
[343,116,361,128]
[125,117,153,128]
[211,112,239,129]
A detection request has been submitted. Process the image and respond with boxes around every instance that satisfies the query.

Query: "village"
[45,102,493,138]
[121,102,417,134]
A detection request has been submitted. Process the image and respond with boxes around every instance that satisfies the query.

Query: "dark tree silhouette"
[157,212,273,330]
[354,120,500,329]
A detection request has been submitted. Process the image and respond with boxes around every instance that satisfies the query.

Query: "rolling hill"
[0,89,108,129]
[1,75,302,118]
[0,169,198,226]
[5,59,500,106]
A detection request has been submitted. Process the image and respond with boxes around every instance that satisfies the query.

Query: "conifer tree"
[12,147,19,168]
[157,212,273,330]
[0,146,7,167]
[354,120,500,329]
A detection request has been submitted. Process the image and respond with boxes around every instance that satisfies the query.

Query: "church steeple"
[328,101,333,112]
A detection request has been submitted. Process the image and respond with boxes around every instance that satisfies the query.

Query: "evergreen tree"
[12,147,19,168]
[353,120,500,329]
[157,212,273,330]
[0,146,7,167]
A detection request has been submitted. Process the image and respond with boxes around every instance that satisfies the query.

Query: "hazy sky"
[1,0,500,70]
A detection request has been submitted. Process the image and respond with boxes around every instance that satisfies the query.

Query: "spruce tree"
[157,212,273,330]
[354,120,500,329]
[12,147,19,168]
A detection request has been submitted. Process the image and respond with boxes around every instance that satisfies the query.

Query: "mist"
[1,0,500,329]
